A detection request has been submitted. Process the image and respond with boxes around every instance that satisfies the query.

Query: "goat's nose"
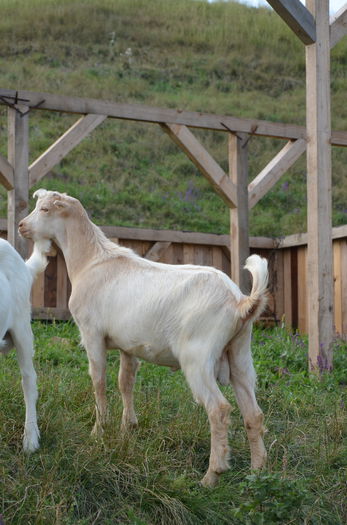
[18,220,24,228]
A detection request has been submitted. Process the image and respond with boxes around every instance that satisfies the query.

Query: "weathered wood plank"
[0,153,14,190]
[161,123,237,209]
[183,244,195,264]
[297,246,307,335]
[0,89,346,145]
[29,114,107,186]
[31,272,45,308]
[277,225,347,248]
[330,5,347,48]
[266,0,316,44]
[145,241,171,262]
[171,244,184,265]
[101,225,232,247]
[341,240,347,337]
[229,133,250,292]
[7,106,29,257]
[212,247,223,272]
[306,0,334,371]
[0,88,308,141]
[273,250,285,323]
[283,249,293,328]
[32,307,72,321]
[333,241,342,335]
[44,256,57,308]
[56,250,69,309]
[248,139,306,209]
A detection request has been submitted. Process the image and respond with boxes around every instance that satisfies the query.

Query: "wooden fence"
[1,220,346,336]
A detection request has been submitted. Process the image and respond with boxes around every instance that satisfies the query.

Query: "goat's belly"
[129,344,179,368]
[110,339,179,369]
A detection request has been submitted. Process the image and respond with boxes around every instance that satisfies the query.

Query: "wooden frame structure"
[0,0,346,371]
[267,0,346,370]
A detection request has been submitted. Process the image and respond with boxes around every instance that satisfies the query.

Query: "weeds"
[0,323,346,523]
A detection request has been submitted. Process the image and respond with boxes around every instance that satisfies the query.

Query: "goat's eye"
[40,207,49,213]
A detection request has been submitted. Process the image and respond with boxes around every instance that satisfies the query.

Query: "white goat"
[0,237,49,452]
[19,189,268,486]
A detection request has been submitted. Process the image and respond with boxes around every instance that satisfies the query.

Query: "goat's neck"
[55,215,107,283]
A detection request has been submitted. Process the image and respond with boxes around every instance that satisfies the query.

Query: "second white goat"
[0,238,48,452]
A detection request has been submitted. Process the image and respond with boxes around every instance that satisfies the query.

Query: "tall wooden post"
[229,133,250,292]
[305,0,333,371]
[7,106,30,258]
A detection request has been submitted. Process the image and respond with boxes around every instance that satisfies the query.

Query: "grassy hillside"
[0,0,346,236]
[0,322,346,523]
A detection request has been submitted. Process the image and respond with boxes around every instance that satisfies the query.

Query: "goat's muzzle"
[18,221,32,239]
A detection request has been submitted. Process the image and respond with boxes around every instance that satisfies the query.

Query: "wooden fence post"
[305,0,333,371]
[229,132,250,292]
[7,106,29,258]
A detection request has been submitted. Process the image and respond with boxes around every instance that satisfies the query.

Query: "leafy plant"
[233,472,309,524]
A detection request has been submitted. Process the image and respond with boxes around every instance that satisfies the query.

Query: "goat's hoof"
[251,452,267,470]
[23,428,40,453]
[91,423,104,438]
[120,419,138,434]
[200,470,220,488]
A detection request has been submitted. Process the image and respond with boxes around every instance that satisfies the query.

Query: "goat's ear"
[33,188,48,200]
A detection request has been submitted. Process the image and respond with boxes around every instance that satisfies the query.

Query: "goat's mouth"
[18,227,32,239]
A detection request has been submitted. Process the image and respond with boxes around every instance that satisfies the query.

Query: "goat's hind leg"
[12,326,40,452]
[228,325,267,470]
[118,351,139,432]
[181,351,231,488]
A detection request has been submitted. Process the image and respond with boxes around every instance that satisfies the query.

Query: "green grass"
[0,0,346,236]
[0,322,346,524]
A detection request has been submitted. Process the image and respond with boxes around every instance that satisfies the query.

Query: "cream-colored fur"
[19,189,268,486]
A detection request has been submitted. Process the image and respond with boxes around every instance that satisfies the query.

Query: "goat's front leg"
[12,326,40,452]
[83,334,108,436]
[118,351,140,432]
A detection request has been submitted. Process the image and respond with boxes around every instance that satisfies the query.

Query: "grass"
[0,321,346,524]
[0,0,346,236]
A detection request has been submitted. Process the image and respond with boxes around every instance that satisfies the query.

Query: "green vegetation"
[0,0,346,236]
[0,322,345,523]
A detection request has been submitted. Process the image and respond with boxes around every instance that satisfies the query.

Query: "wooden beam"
[0,88,306,141]
[161,123,238,209]
[0,153,14,190]
[145,241,171,262]
[330,4,347,48]
[306,0,333,372]
[0,89,346,145]
[266,0,316,44]
[0,219,277,249]
[29,114,106,186]
[331,130,347,147]
[277,225,347,249]
[229,133,250,292]
[7,106,30,257]
[248,138,306,209]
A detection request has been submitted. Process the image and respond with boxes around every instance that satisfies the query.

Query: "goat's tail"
[25,240,51,281]
[238,254,269,322]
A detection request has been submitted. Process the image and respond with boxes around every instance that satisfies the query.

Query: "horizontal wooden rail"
[0,89,346,146]
[1,221,346,336]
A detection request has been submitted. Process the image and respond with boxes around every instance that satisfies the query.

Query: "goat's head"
[19,189,83,243]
